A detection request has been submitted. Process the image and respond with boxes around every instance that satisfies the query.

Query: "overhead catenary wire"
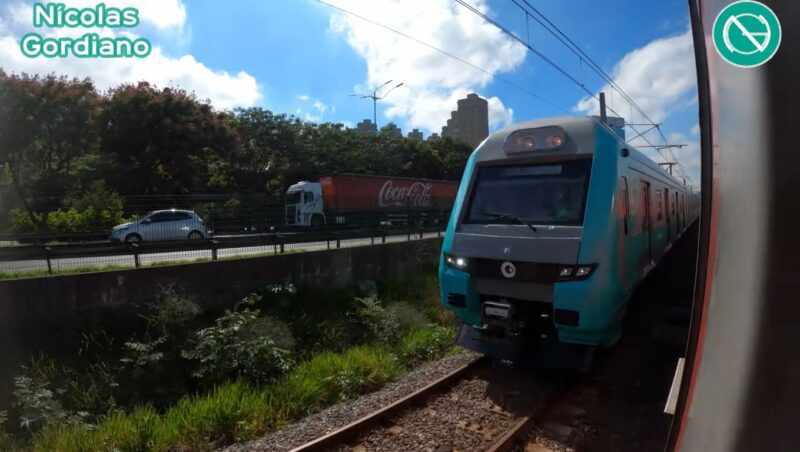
[315,0,691,183]
[458,0,692,183]
[451,0,658,149]
[512,0,692,183]
[315,0,560,113]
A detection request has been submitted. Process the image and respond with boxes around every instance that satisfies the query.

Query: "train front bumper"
[440,262,623,352]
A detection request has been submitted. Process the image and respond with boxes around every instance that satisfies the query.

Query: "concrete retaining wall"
[0,238,441,410]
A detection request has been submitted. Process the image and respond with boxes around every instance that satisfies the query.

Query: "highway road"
[1,232,442,275]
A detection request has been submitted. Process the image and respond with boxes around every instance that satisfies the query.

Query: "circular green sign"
[713,0,781,68]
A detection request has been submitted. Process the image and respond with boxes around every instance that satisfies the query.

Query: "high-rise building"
[355,119,377,134]
[407,129,423,141]
[441,93,489,148]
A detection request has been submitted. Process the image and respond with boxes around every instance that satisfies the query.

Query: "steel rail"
[289,356,487,452]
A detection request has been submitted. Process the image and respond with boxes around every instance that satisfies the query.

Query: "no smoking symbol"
[713,0,781,68]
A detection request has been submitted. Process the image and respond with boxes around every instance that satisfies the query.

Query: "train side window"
[620,177,630,235]
[673,192,678,217]
[656,190,663,220]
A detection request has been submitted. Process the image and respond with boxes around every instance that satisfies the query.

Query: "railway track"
[288,357,568,452]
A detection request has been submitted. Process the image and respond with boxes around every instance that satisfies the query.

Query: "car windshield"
[463,159,592,226]
[286,191,302,204]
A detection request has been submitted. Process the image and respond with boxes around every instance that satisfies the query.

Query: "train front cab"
[439,117,666,367]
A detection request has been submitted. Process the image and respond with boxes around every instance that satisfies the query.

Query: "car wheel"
[188,231,203,240]
[124,233,142,244]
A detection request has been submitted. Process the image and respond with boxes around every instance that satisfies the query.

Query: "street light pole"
[350,80,404,131]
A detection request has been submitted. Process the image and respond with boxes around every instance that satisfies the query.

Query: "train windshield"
[286,191,302,204]
[463,159,592,226]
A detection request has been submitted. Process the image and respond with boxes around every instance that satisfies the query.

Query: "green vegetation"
[2,275,457,451]
[0,71,472,233]
[30,345,403,452]
[9,182,126,234]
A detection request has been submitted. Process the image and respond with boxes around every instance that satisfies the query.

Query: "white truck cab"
[285,181,324,226]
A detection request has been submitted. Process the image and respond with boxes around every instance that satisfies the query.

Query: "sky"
[0,0,700,184]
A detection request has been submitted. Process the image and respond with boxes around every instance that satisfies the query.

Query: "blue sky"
[0,0,699,183]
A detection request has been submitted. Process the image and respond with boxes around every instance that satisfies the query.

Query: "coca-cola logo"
[379,180,433,208]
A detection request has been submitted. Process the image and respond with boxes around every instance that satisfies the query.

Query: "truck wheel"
[188,231,204,240]
[311,215,324,228]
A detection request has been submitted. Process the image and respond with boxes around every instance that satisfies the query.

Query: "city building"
[355,119,377,134]
[440,93,489,148]
[381,122,402,138]
[407,128,423,141]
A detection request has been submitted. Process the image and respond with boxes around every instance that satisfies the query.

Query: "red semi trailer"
[284,175,458,227]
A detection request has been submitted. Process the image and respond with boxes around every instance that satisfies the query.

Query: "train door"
[640,180,653,264]
[665,188,672,241]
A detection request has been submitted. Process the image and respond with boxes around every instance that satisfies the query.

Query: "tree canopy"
[0,71,473,232]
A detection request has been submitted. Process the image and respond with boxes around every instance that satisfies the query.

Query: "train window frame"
[460,157,593,228]
[620,176,630,235]
[656,189,663,221]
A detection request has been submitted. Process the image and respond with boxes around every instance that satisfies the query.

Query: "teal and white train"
[439,116,698,366]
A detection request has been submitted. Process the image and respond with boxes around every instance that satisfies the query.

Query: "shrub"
[386,302,429,333]
[350,297,427,345]
[0,410,13,450]
[9,181,126,234]
[119,287,202,404]
[350,295,401,344]
[398,326,456,366]
[13,361,88,432]
[256,284,360,356]
[145,286,202,337]
[182,309,294,385]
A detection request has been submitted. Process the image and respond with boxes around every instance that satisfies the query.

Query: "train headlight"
[558,264,597,281]
[444,254,469,270]
[575,266,593,278]
[503,126,566,154]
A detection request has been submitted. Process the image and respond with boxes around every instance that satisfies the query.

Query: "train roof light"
[503,126,565,154]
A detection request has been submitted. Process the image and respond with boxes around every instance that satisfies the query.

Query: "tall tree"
[0,71,100,230]
[98,82,239,195]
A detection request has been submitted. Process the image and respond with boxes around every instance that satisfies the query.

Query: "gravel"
[334,375,519,452]
[223,350,482,452]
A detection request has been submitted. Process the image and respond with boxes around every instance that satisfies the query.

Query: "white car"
[110,209,208,243]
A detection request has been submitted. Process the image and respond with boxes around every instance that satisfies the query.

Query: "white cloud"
[691,123,700,136]
[575,29,696,125]
[313,100,328,114]
[574,29,699,184]
[667,132,701,185]
[327,0,525,133]
[295,95,333,123]
[0,1,261,109]
[487,96,513,130]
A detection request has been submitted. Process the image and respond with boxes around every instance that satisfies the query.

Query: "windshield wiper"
[480,209,537,232]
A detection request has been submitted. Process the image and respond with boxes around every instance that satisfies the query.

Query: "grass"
[398,326,458,366]
[7,268,456,451]
[27,343,414,452]
[0,264,132,281]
